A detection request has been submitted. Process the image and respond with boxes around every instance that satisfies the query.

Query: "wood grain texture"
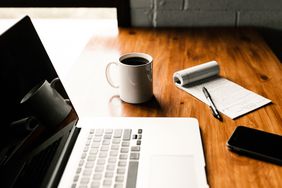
[66,27,282,188]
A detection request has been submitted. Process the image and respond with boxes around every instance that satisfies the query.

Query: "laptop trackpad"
[150,155,198,188]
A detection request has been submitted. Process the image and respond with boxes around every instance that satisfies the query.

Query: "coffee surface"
[121,57,149,65]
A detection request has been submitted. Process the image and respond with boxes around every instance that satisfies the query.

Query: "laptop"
[0,16,208,188]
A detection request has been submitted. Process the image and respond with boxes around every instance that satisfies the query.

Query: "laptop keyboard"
[72,128,142,188]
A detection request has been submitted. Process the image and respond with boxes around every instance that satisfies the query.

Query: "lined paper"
[173,61,271,119]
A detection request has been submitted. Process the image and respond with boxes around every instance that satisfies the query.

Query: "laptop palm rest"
[149,155,198,188]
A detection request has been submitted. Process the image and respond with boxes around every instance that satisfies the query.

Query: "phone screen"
[227,126,282,164]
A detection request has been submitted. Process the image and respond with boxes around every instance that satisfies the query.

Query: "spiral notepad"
[173,61,271,119]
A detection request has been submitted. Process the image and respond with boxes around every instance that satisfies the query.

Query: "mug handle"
[50,78,71,106]
[50,77,69,99]
[50,77,60,88]
[105,62,119,88]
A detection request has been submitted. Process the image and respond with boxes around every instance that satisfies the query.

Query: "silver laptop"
[0,16,208,188]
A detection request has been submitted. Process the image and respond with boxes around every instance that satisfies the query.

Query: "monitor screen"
[0,16,77,171]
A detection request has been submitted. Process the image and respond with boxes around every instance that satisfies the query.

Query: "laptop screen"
[0,16,79,187]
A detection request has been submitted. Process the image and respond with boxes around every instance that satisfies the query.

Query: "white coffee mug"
[106,52,153,104]
[20,78,72,128]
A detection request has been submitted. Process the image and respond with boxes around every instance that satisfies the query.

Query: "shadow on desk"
[258,27,282,63]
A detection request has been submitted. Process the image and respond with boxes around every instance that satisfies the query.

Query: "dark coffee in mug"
[121,57,149,66]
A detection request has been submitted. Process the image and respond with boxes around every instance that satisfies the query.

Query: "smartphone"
[227,126,282,165]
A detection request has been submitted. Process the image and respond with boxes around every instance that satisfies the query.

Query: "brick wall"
[130,0,282,29]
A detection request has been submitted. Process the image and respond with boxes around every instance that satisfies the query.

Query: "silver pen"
[202,87,222,121]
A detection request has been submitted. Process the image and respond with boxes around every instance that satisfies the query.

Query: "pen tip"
[217,115,223,121]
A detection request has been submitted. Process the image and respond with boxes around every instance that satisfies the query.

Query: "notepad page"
[173,61,271,119]
[176,76,271,119]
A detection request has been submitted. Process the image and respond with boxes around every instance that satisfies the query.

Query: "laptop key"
[91,142,100,148]
[87,155,96,161]
[90,181,100,188]
[90,129,95,134]
[81,152,86,159]
[130,153,140,160]
[100,145,109,151]
[121,148,129,153]
[95,129,104,136]
[117,168,126,174]
[78,160,84,167]
[85,162,95,168]
[108,157,117,163]
[112,138,121,144]
[99,152,107,158]
[105,129,113,134]
[73,175,79,182]
[89,148,98,155]
[76,167,82,174]
[97,159,106,165]
[80,177,90,184]
[95,165,104,172]
[114,129,123,138]
[123,129,132,140]
[104,134,112,139]
[93,137,101,142]
[132,134,138,139]
[122,141,130,147]
[110,150,119,157]
[93,173,102,180]
[131,146,140,152]
[79,185,87,188]
[105,171,114,178]
[118,161,127,167]
[103,179,113,186]
[126,161,139,188]
[83,146,89,152]
[82,169,92,176]
[114,184,123,188]
[116,175,124,182]
[119,154,128,160]
[107,164,115,171]
[103,139,111,145]
[111,144,120,150]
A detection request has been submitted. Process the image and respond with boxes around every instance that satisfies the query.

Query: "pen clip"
[202,87,210,98]
[202,87,223,121]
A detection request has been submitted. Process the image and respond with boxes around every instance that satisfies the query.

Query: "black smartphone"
[227,126,282,165]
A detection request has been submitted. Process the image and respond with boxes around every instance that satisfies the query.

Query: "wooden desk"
[65,26,282,188]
